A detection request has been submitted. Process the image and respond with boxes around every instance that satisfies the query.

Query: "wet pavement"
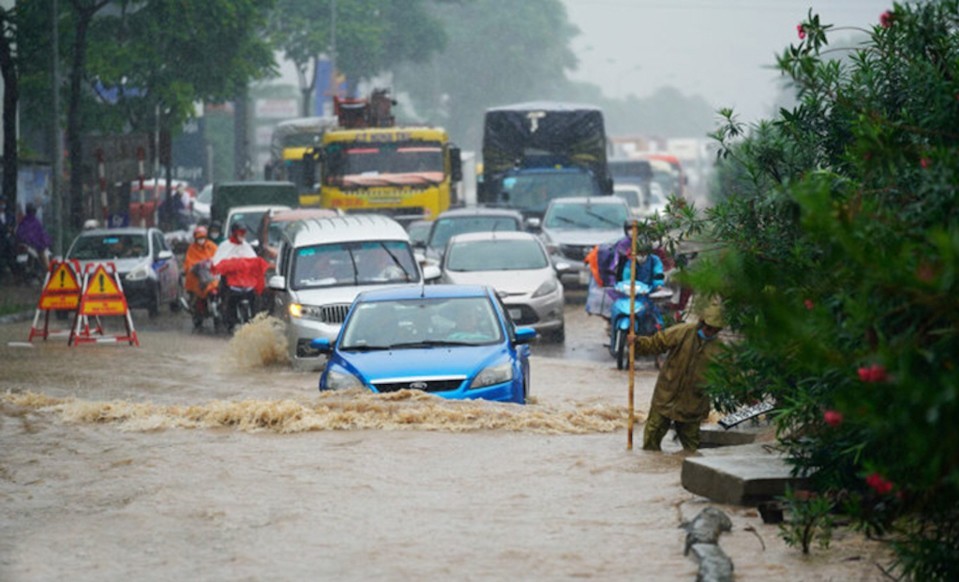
[0,291,891,580]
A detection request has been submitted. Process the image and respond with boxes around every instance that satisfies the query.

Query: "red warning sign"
[38,261,81,310]
[70,262,138,346]
[29,259,83,342]
[79,264,128,316]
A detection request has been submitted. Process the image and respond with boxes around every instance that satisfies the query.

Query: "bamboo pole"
[627,221,638,450]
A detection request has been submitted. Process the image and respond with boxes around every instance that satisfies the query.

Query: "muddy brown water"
[0,301,890,580]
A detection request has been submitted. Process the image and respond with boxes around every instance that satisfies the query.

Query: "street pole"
[51,0,63,256]
[627,222,638,450]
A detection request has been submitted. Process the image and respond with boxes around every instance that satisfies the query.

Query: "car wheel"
[615,328,627,370]
[147,286,160,318]
[547,324,565,343]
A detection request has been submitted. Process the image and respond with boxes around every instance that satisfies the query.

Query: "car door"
[152,230,176,302]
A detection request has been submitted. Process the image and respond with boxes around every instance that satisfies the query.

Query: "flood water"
[0,302,891,580]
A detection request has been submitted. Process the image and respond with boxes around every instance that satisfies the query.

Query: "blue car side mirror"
[514,327,537,344]
[309,338,332,353]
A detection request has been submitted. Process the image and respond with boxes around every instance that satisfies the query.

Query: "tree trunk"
[0,13,18,221]
[66,9,91,230]
[233,85,249,180]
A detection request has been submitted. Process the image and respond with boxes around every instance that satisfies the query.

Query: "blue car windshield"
[291,241,419,290]
[341,296,503,349]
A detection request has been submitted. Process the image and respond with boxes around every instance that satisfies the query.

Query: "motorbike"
[608,280,674,370]
[223,281,256,333]
[189,261,225,333]
[13,241,47,286]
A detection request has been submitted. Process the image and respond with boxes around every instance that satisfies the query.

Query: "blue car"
[312,285,537,404]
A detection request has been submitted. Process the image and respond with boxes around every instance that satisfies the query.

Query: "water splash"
[2,390,637,435]
[226,313,290,368]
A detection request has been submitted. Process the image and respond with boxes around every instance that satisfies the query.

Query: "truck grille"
[373,377,466,394]
[320,303,351,324]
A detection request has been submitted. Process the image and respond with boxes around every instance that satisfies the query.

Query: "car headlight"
[125,263,151,281]
[325,366,364,390]
[470,361,513,389]
[289,303,323,320]
[531,277,559,298]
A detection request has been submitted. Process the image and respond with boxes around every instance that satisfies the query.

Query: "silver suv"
[269,214,429,368]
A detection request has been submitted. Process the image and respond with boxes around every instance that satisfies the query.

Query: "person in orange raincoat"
[183,225,218,325]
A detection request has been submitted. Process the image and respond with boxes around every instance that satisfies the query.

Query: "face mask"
[196,238,207,244]
[697,329,716,341]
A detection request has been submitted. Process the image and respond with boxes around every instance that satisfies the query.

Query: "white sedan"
[439,231,565,342]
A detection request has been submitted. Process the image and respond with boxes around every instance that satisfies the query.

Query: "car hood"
[340,343,508,381]
[292,283,420,306]
[442,268,553,296]
[541,228,621,247]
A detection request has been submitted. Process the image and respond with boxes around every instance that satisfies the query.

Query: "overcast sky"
[562,0,893,123]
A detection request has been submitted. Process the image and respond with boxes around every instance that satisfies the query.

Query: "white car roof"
[284,214,410,248]
[447,230,543,244]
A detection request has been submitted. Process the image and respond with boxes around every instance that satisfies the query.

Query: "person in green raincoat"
[633,303,725,451]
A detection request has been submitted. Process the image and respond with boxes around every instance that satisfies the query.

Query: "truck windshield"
[499,172,599,215]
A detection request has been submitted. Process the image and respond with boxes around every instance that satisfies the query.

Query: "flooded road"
[0,299,889,580]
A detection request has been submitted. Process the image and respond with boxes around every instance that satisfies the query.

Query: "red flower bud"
[858,363,887,383]
[880,11,894,28]
[920,158,931,169]
[866,473,894,495]
[804,299,814,310]
[868,364,887,382]
[823,410,843,427]
[797,24,806,39]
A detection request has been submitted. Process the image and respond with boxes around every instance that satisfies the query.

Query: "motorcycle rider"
[15,203,53,273]
[212,222,266,332]
[615,219,665,290]
[183,225,219,329]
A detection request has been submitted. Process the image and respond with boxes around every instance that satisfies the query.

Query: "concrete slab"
[681,454,807,506]
[699,424,763,447]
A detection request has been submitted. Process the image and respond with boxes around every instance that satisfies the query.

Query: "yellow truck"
[299,91,462,220]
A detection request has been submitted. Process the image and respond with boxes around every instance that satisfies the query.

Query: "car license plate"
[15,254,28,264]
[509,309,522,320]
[578,270,590,285]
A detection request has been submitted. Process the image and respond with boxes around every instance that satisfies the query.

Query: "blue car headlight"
[325,365,364,390]
[470,361,513,389]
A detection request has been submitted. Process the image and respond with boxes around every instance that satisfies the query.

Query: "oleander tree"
[687,2,959,578]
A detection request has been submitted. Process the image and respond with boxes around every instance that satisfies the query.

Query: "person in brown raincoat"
[633,302,725,451]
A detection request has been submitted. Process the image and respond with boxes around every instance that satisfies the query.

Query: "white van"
[269,214,435,367]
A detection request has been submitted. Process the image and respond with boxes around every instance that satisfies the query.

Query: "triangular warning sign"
[86,265,121,297]
[45,262,80,293]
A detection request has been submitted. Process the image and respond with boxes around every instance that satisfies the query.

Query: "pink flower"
[857,363,887,383]
[880,11,894,28]
[920,158,932,169]
[866,473,894,495]
[823,410,843,427]
[797,24,806,40]
[804,299,815,310]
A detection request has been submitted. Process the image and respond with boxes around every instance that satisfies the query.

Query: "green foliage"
[700,2,959,578]
[779,488,834,554]
[268,0,446,99]
[18,0,275,136]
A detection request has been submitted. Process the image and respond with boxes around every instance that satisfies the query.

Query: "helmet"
[623,219,639,238]
[230,221,248,233]
[193,225,208,239]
